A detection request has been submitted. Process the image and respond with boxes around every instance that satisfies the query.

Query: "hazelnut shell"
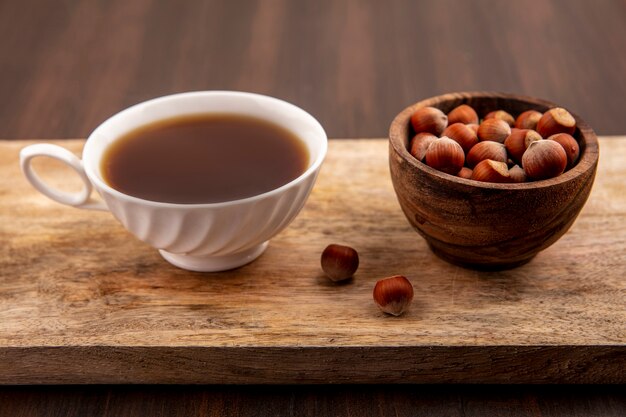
[373,275,414,316]
[466,141,508,168]
[471,159,513,183]
[457,167,473,179]
[447,104,479,125]
[537,107,576,138]
[484,110,515,126]
[409,132,437,161]
[321,244,359,282]
[442,123,478,154]
[548,133,580,169]
[424,137,465,175]
[410,107,448,136]
[477,119,511,143]
[509,165,527,183]
[522,140,567,180]
[504,128,542,164]
[515,110,543,130]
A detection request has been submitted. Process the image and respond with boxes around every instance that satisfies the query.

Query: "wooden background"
[1,0,625,416]
[1,0,626,139]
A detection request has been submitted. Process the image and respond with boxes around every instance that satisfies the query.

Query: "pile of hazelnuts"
[409,104,580,182]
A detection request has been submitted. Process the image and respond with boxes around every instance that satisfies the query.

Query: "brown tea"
[101,114,309,204]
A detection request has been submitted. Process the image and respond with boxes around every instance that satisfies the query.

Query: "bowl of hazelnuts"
[389,92,599,269]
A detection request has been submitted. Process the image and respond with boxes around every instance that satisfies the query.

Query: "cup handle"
[20,143,108,211]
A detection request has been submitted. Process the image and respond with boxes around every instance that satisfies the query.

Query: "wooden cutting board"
[0,138,624,384]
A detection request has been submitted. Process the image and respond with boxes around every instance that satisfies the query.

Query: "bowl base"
[159,241,269,272]
[428,243,535,271]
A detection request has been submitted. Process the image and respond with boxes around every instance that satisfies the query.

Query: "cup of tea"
[20,91,327,271]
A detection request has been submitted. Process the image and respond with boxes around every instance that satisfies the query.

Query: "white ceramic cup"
[20,91,327,271]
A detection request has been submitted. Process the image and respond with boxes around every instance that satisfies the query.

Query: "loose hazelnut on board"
[373,275,414,316]
[522,140,567,180]
[457,167,473,179]
[477,119,511,143]
[509,165,527,183]
[471,160,512,183]
[321,244,359,282]
[536,107,576,138]
[447,104,479,125]
[409,132,437,161]
[484,110,515,127]
[504,128,542,164]
[514,110,543,130]
[410,107,448,136]
[548,133,580,169]
[465,141,508,168]
[442,123,478,153]
[424,137,465,175]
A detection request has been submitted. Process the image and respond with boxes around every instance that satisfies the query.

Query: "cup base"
[159,241,269,272]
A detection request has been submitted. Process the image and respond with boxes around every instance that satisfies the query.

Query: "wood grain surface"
[0,384,625,417]
[0,138,624,384]
[1,0,626,139]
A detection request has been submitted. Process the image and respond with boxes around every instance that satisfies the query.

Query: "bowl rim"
[389,91,599,190]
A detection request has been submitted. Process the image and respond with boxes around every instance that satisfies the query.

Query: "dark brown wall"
[1,0,625,138]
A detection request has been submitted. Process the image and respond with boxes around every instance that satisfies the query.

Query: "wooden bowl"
[389,92,599,269]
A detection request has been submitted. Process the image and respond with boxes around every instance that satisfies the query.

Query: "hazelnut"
[457,167,473,179]
[424,136,465,175]
[477,119,511,143]
[515,110,543,130]
[522,140,567,180]
[373,275,414,316]
[484,110,515,126]
[442,122,478,153]
[321,244,359,282]
[548,133,580,169]
[537,107,576,138]
[466,141,507,168]
[410,107,448,136]
[467,123,479,135]
[409,132,437,161]
[471,160,513,183]
[509,165,527,183]
[504,128,542,164]
[447,104,479,125]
